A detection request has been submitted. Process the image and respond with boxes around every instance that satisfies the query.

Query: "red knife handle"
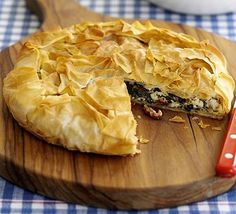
[216,108,236,177]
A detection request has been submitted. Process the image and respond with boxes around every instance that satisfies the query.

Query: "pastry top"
[17,20,235,111]
[3,20,235,155]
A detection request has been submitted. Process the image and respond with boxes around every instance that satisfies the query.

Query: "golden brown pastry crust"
[3,20,235,155]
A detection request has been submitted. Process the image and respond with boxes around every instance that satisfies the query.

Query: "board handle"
[25,0,105,30]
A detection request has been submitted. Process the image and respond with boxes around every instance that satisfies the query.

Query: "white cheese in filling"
[206,98,220,111]
[168,102,181,108]
[150,91,167,101]
[191,98,204,109]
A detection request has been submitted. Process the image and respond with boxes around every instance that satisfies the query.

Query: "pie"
[3,20,235,155]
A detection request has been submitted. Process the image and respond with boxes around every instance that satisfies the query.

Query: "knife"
[216,100,236,177]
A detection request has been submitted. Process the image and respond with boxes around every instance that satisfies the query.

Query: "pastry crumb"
[198,120,210,129]
[137,115,142,119]
[169,116,185,123]
[192,117,211,129]
[184,124,189,129]
[130,149,141,156]
[139,136,150,144]
[212,126,222,131]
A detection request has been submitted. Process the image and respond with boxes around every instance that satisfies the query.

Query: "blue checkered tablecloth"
[1,0,236,213]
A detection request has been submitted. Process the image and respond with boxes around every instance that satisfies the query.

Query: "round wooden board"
[0,0,236,210]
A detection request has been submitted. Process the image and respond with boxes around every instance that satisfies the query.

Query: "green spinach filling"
[125,81,220,112]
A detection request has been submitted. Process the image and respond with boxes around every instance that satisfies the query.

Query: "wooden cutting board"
[0,0,236,210]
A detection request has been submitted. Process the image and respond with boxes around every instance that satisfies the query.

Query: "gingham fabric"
[1,0,236,213]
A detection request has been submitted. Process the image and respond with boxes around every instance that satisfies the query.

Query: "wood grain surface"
[0,0,236,209]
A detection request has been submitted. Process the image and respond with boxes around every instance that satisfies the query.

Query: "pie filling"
[125,81,221,114]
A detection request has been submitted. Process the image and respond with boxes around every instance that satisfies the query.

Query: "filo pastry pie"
[3,20,235,155]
